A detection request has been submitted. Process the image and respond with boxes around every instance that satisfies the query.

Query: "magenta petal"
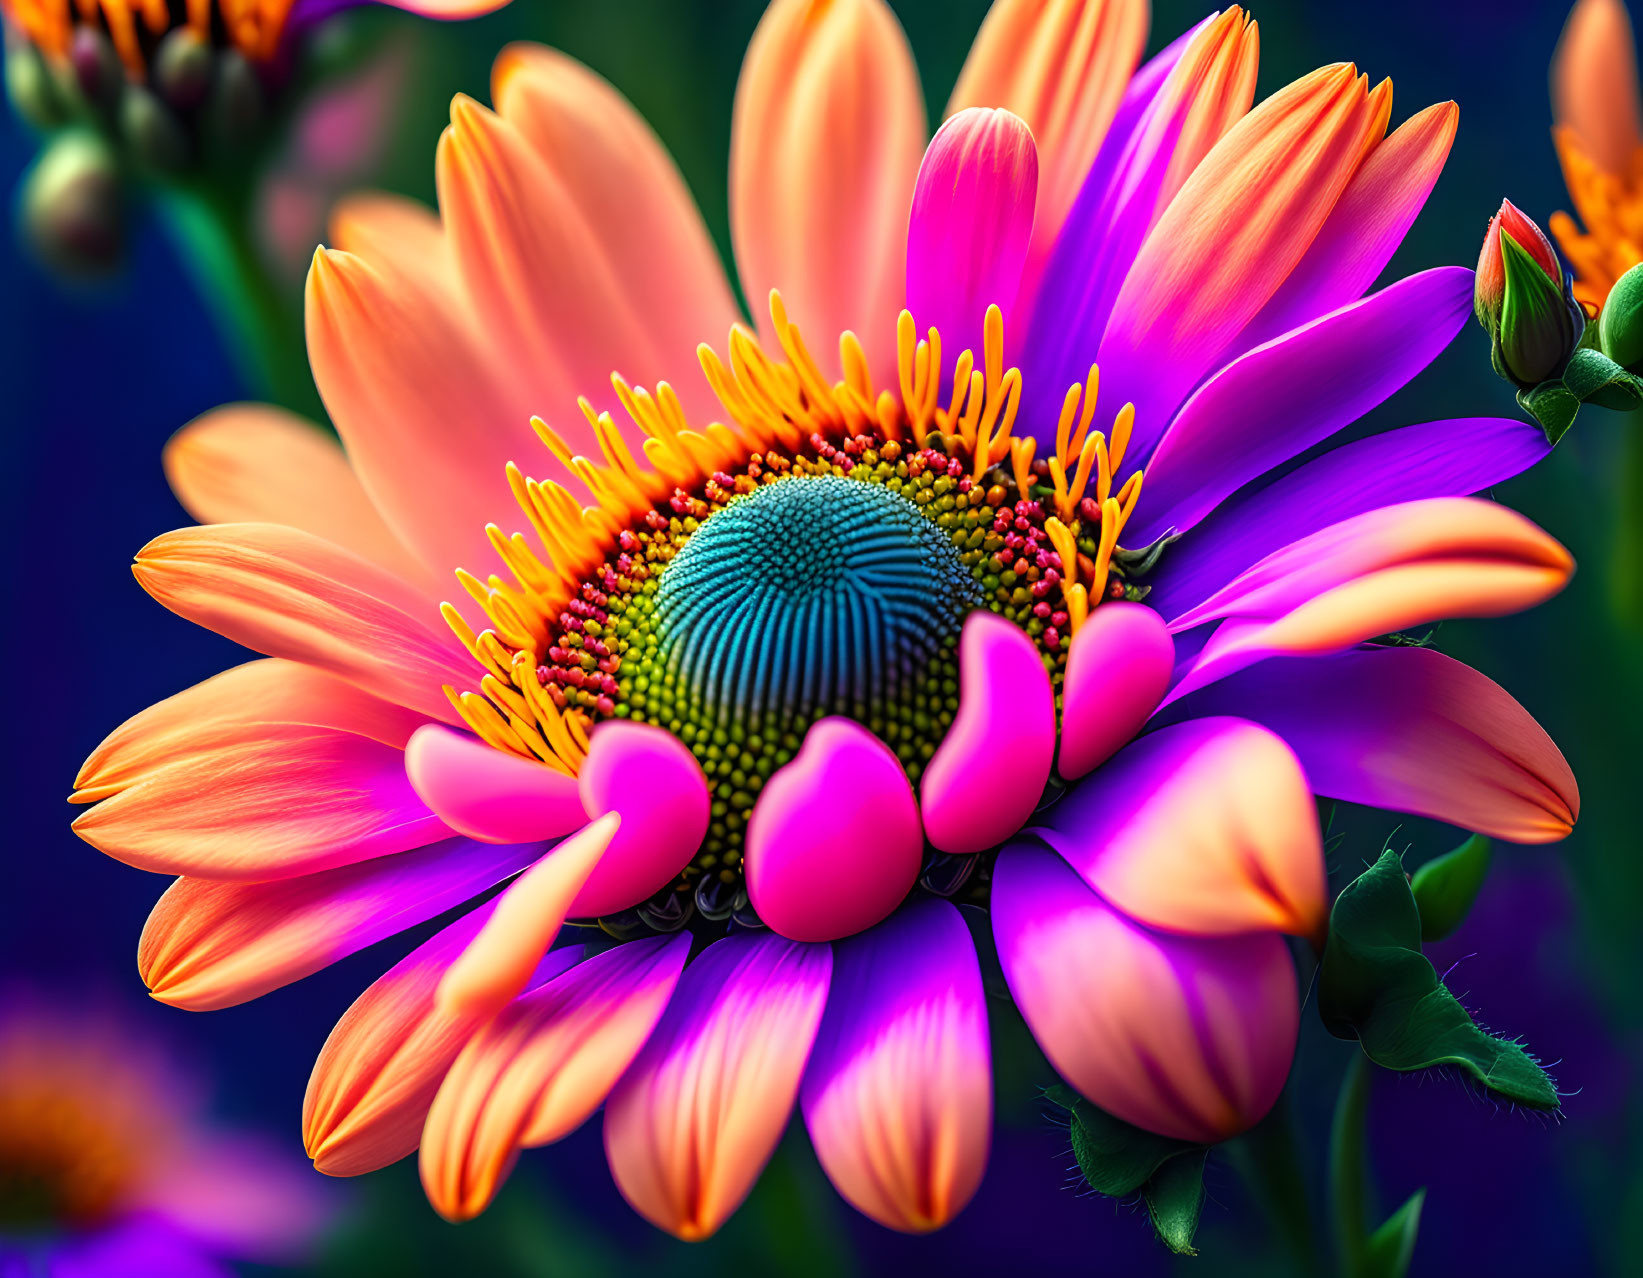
[571,721,710,917]
[921,612,1055,854]
[992,842,1298,1143]
[1169,646,1579,844]
[1127,267,1475,545]
[404,724,585,844]
[905,107,1038,362]
[800,899,990,1233]
[1031,718,1326,940]
[1057,602,1174,779]
[746,718,922,942]
[604,933,832,1241]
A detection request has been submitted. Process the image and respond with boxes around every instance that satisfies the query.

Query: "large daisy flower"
[73,0,1580,1241]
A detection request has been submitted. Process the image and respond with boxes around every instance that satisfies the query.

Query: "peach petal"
[303,905,583,1177]
[571,722,710,917]
[164,403,432,592]
[905,108,1039,365]
[604,933,832,1241]
[435,814,618,1019]
[1057,602,1174,779]
[745,717,922,942]
[74,725,450,880]
[132,522,471,724]
[920,612,1054,855]
[1554,0,1643,175]
[993,842,1299,1143]
[800,899,990,1233]
[73,659,426,803]
[948,0,1148,263]
[419,935,688,1221]
[140,837,543,1011]
[404,723,585,845]
[1031,717,1327,941]
[730,0,925,380]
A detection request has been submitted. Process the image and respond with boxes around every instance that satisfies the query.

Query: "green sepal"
[1317,850,1560,1110]
[1410,834,1492,942]
[1561,346,1643,410]
[1499,231,1581,384]
[1362,1190,1426,1278]
[1044,1084,1200,1196]
[1142,1148,1209,1256]
[1515,380,1579,446]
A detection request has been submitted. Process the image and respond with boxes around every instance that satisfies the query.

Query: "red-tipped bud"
[1475,199,1563,330]
[1475,199,1585,388]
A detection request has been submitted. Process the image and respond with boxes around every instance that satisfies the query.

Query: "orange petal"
[73,659,425,804]
[1553,0,1643,175]
[132,522,471,724]
[489,43,740,423]
[604,933,832,1241]
[303,905,583,1177]
[140,838,542,1011]
[948,0,1149,259]
[420,935,688,1221]
[165,404,433,593]
[730,0,925,379]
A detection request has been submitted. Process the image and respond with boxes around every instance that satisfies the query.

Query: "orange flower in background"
[1551,0,1643,308]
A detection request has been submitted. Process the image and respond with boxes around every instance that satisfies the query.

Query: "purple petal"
[1126,267,1474,545]
[1145,416,1553,620]
[800,899,990,1233]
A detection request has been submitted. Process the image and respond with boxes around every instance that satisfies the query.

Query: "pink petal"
[571,721,710,917]
[993,843,1298,1143]
[1056,602,1173,780]
[745,718,922,942]
[1172,646,1580,844]
[404,723,585,845]
[800,899,990,1233]
[905,107,1038,363]
[1031,718,1326,940]
[303,902,581,1177]
[139,837,543,1011]
[132,523,472,724]
[420,935,689,1221]
[921,612,1055,854]
[604,933,832,1241]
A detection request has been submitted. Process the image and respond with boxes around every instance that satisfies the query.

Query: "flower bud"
[1598,260,1643,371]
[119,84,191,174]
[20,130,124,279]
[1475,199,1585,387]
[68,26,123,107]
[152,28,215,113]
[4,28,67,130]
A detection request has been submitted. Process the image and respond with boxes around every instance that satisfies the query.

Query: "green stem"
[1230,1092,1320,1274]
[156,182,322,420]
[1330,1052,1372,1278]
[1611,409,1643,639]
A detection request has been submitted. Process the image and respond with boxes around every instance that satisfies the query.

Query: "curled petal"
[405,724,585,845]
[746,718,922,943]
[132,522,471,724]
[947,0,1147,262]
[1057,602,1173,779]
[572,721,710,917]
[303,905,583,1177]
[1171,646,1579,844]
[604,933,832,1241]
[1553,0,1643,175]
[139,838,543,1011]
[905,107,1038,364]
[921,612,1055,854]
[731,0,925,379]
[420,935,689,1221]
[993,843,1298,1143]
[801,899,990,1232]
[1032,717,1326,940]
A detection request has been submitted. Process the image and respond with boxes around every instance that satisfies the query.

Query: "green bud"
[1598,260,1643,371]
[1496,230,1583,387]
[5,29,67,129]
[119,84,191,173]
[152,28,215,113]
[20,130,124,279]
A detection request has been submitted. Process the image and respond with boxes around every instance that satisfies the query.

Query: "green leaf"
[1516,381,1579,445]
[1410,834,1493,941]
[1317,850,1559,1110]
[1142,1149,1208,1257]
[1044,1084,1200,1197]
[1363,1190,1425,1278]
[1562,346,1643,410]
